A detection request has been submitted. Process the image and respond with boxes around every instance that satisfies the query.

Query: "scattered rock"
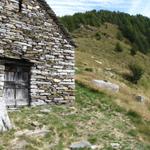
[40,108,51,114]
[91,145,100,149]
[95,60,102,65]
[75,67,79,70]
[111,143,121,149]
[27,129,49,137]
[15,129,29,137]
[70,140,92,149]
[135,95,145,103]
[93,80,119,93]
[104,67,116,78]
[8,108,20,112]
[105,68,112,71]
[15,128,49,137]
[31,121,40,127]
[53,79,61,83]
[85,25,95,31]
[31,100,47,106]
[11,138,28,150]
[36,114,44,117]
[105,71,115,78]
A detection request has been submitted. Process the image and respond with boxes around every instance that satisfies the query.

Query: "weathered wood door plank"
[4,65,30,107]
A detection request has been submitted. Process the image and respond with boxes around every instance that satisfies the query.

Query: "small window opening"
[19,0,23,12]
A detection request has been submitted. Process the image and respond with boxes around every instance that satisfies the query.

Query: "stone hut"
[0,0,75,107]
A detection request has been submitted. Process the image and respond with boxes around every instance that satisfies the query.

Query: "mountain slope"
[61,10,150,54]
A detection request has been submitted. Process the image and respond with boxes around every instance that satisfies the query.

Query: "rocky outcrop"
[70,141,92,149]
[135,95,148,103]
[93,80,119,93]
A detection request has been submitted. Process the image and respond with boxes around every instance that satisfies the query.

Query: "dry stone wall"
[0,0,75,105]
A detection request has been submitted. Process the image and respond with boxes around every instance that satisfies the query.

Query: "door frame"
[0,57,33,107]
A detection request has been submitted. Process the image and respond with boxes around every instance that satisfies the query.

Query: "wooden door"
[4,65,30,107]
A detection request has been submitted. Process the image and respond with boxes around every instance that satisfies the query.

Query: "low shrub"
[117,31,123,41]
[129,64,144,84]
[95,32,101,40]
[127,110,142,124]
[85,67,93,72]
[124,63,144,84]
[130,44,138,56]
[115,42,123,52]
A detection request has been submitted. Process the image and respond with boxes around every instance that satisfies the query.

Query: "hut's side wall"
[0,0,75,106]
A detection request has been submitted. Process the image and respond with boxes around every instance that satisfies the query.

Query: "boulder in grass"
[70,140,92,149]
[93,80,119,93]
[40,109,51,114]
[111,143,121,149]
[135,95,146,103]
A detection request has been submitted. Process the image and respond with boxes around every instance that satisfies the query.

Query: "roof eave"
[37,0,76,47]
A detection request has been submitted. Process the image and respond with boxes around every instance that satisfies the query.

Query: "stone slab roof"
[37,0,76,47]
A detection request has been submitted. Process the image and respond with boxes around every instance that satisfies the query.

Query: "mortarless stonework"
[0,0,75,106]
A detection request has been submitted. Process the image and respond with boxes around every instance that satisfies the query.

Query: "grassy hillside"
[73,23,150,119]
[0,83,149,149]
[73,23,150,121]
[70,21,150,146]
